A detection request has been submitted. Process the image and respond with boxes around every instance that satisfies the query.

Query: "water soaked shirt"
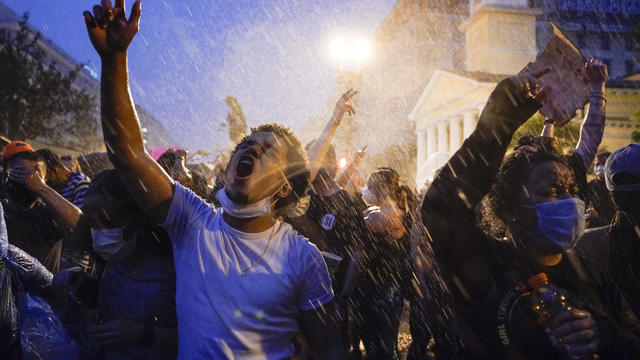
[161,183,334,360]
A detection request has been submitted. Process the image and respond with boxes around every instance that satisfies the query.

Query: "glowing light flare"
[329,37,347,62]
[352,38,371,63]
[338,156,348,168]
[329,37,372,65]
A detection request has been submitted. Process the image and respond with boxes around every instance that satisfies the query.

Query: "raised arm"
[574,59,607,169]
[335,145,366,188]
[8,164,81,230]
[83,0,173,223]
[421,69,550,264]
[306,89,357,182]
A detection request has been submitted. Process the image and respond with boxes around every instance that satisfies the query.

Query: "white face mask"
[216,186,284,218]
[91,216,137,261]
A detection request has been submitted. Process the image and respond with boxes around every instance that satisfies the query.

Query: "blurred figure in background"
[38,149,91,208]
[67,169,179,359]
[1,141,81,273]
[157,148,209,199]
[60,155,82,173]
[587,151,615,228]
[606,145,640,318]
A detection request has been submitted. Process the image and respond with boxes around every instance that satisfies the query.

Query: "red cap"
[2,141,35,163]
[527,273,549,289]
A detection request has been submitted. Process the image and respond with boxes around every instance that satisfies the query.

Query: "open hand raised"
[83,0,141,56]
[330,88,358,125]
[510,67,553,104]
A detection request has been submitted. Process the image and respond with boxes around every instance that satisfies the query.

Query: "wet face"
[61,157,76,172]
[224,131,290,205]
[509,160,580,234]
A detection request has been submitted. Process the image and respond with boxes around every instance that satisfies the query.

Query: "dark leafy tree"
[0,13,99,151]
[509,113,581,152]
[222,96,248,145]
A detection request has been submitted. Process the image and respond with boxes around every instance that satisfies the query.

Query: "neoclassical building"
[411,0,640,190]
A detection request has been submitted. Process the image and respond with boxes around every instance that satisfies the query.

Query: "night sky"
[4,0,395,151]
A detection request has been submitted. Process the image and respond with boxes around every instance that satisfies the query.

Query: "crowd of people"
[1,1,640,359]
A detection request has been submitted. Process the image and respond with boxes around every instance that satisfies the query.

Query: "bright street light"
[352,38,371,63]
[329,36,371,66]
[329,37,347,62]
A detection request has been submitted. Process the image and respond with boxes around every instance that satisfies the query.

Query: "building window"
[625,37,635,51]
[626,59,636,75]
[600,34,610,50]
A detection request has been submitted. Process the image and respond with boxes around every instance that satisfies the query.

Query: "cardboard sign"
[525,23,589,126]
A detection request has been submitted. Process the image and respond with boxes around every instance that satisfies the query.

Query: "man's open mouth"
[235,155,255,178]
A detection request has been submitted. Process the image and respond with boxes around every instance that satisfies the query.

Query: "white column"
[416,128,427,168]
[437,121,448,153]
[463,109,479,139]
[426,125,436,159]
[449,115,463,152]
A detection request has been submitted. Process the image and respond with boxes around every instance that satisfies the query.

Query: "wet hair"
[367,167,417,214]
[156,149,179,173]
[231,123,310,210]
[596,151,611,164]
[479,135,570,238]
[35,149,64,174]
[84,169,137,214]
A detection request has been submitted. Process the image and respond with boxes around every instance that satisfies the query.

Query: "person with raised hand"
[421,66,640,358]
[82,1,342,359]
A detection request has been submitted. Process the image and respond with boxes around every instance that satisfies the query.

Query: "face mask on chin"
[515,198,586,253]
[217,184,285,219]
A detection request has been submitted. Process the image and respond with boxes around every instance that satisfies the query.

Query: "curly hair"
[230,123,310,210]
[479,135,570,238]
[367,167,417,215]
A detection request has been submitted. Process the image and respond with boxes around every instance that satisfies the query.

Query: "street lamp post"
[329,36,371,155]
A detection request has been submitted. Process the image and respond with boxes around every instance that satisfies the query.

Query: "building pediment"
[409,71,479,120]
[409,70,495,129]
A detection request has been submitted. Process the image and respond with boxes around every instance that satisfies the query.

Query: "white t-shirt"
[161,183,334,360]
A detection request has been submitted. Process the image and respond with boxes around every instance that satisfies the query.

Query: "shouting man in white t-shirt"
[82,1,343,358]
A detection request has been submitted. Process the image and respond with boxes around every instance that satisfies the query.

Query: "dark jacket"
[420,79,639,359]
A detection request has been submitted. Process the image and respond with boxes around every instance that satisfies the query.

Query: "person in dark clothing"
[408,193,462,360]
[420,69,639,359]
[587,152,615,228]
[286,142,368,358]
[0,202,54,359]
[605,145,640,319]
[2,143,82,273]
[37,149,91,209]
[352,167,416,360]
[70,169,178,359]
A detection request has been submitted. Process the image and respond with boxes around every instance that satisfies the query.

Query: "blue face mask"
[525,198,586,253]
